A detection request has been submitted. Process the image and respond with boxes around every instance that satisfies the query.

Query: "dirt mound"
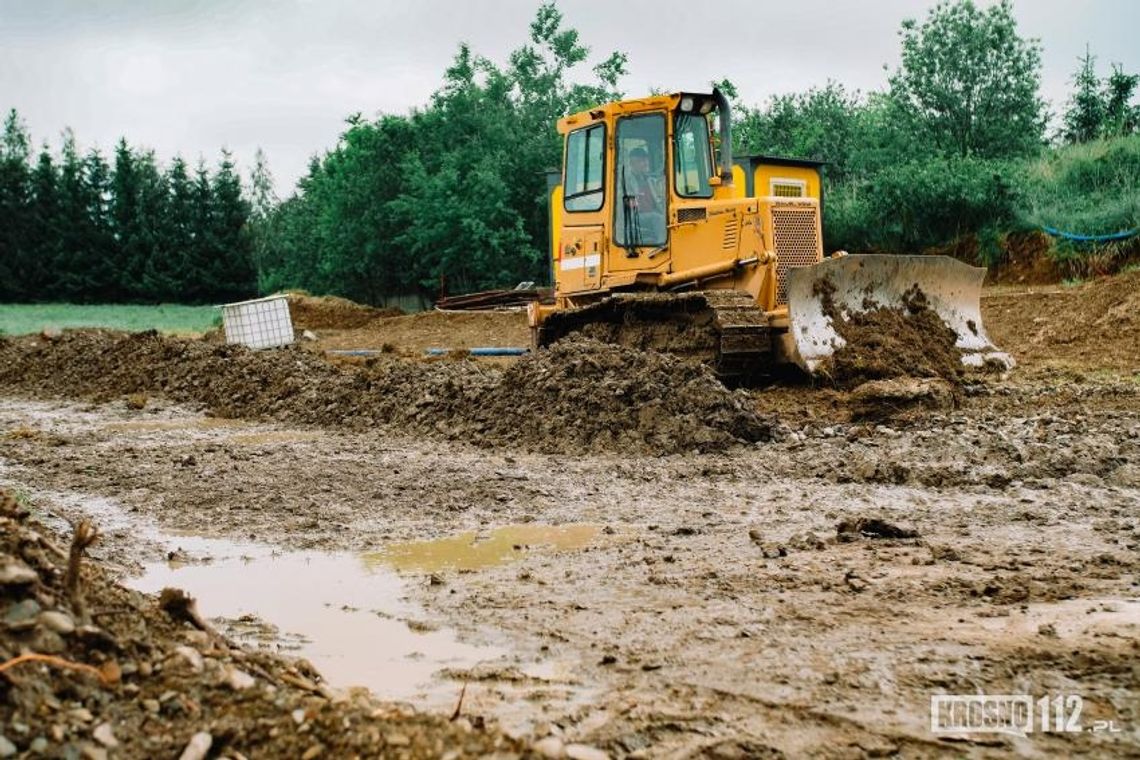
[814,280,965,388]
[0,493,519,758]
[488,336,773,452]
[982,269,1140,371]
[0,331,774,454]
[285,294,401,330]
[313,310,529,354]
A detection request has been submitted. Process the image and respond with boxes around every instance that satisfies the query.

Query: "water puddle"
[5,485,516,710]
[129,541,504,707]
[103,418,247,433]
[101,417,321,448]
[365,523,601,573]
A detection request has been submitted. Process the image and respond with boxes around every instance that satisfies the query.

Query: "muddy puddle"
[366,523,602,573]
[129,540,502,708]
[6,480,594,718]
[103,418,246,433]
[1,470,601,726]
[102,416,323,447]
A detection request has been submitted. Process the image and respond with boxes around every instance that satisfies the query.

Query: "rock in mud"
[0,561,38,586]
[848,377,957,421]
[787,531,827,551]
[565,744,609,760]
[533,736,566,758]
[92,723,117,749]
[178,732,212,760]
[836,517,920,541]
[223,666,256,690]
[39,610,76,634]
[4,598,41,627]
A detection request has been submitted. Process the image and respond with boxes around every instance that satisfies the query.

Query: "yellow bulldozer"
[527,89,1010,381]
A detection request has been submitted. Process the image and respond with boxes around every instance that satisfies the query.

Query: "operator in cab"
[620,145,666,252]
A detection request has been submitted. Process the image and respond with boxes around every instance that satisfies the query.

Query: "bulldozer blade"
[783,254,1014,374]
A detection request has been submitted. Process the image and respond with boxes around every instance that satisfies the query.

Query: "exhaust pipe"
[712,87,733,184]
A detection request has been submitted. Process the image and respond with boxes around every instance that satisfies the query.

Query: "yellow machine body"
[536,93,822,323]
[530,90,1011,378]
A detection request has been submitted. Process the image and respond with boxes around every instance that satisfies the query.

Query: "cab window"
[614,113,667,248]
[673,112,713,198]
[564,124,605,212]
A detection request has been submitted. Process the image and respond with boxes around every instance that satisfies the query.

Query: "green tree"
[1063,47,1106,143]
[247,148,277,288]
[27,145,61,298]
[1103,64,1140,138]
[208,152,255,301]
[83,148,116,300]
[258,1,627,300]
[111,138,149,298]
[132,150,170,301]
[54,131,100,300]
[142,156,193,300]
[734,82,862,181]
[0,109,32,299]
[182,161,216,302]
[889,0,1045,158]
[248,148,277,221]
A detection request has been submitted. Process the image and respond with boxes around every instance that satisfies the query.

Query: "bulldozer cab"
[553,91,748,296]
[538,90,1011,376]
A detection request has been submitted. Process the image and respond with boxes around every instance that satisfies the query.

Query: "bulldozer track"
[535,291,771,383]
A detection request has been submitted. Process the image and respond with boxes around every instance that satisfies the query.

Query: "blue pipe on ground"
[425,347,530,356]
[1042,225,1139,243]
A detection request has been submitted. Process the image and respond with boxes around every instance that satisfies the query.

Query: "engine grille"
[676,207,707,222]
[772,206,821,304]
[721,218,740,250]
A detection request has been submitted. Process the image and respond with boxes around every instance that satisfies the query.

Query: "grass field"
[0,304,221,336]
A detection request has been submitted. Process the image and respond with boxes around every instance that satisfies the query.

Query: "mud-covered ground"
[0,492,526,759]
[2,277,1139,758]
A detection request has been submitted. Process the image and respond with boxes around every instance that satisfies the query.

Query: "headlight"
[680,96,694,112]
[699,99,714,114]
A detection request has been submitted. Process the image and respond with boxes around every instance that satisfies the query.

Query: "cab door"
[558,122,607,293]
[608,112,669,273]
[667,109,720,274]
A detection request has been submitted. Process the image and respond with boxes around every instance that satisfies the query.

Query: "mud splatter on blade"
[784,254,1014,374]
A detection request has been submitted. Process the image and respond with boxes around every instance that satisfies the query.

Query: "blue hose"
[1042,225,1140,242]
[425,347,530,356]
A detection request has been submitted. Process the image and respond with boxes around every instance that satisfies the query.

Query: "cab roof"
[557,92,712,134]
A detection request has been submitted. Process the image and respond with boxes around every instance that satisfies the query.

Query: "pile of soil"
[313,310,530,354]
[489,336,772,452]
[0,491,521,758]
[285,294,401,331]
[814,279,965,389]
[982,269,1140,371]
[0,332,774,454]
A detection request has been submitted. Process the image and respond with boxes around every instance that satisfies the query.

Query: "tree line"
[1,0,1137,306]
[730,0,1138,256]
[0,116,255,304]
[252,4,627,304]
[256,0,1139,299]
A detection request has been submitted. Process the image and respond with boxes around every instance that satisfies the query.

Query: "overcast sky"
[2,0,1138,193]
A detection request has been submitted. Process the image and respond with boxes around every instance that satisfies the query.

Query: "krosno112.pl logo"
[931,695,1123,737]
